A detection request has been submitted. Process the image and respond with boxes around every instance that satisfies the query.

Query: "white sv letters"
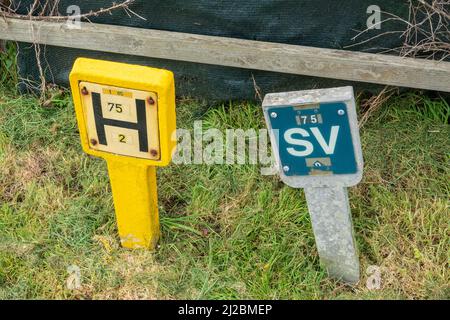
[284,126,340,157]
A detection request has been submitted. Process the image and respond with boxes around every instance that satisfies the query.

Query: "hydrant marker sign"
[70,58,176,249]
[79,82,160,160]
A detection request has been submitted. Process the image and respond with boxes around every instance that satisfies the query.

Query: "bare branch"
[350,0,449,60]
[1,0,142,22]
[1,0,144,99]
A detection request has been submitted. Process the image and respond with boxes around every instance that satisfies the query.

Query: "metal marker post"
[304,187,359,283]
[262,86,363,284]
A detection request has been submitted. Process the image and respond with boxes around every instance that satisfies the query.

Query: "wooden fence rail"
[1,18,449,92]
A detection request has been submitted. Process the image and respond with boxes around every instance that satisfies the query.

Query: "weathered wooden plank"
[1,17,449,92]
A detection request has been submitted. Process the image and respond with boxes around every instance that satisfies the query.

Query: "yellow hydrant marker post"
[69,58,176,249]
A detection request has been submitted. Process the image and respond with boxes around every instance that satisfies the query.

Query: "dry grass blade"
[358,87,398,127]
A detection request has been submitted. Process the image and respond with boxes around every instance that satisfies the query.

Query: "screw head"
[90,138,98,146]
[338,109,345,116]
[147,97,155,105]
[283,166,290,172]
[270,112,278,118]
[81,87,89,95]
[150,149,158,157]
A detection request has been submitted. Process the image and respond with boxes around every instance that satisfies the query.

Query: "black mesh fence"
[16,0,409,101]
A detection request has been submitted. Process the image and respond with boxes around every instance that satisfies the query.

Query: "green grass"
[0,42,18,93]
[0,86,448,300]
[0,44,449,299]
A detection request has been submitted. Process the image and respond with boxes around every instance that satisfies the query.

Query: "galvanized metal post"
[304,186,359,283]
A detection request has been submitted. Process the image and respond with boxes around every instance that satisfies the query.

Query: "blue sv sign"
[267,102,357,177]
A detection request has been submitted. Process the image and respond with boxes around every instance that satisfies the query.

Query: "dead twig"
[350,1,449,125]
[1,0,144,100]
[1,0,142,21]
[251,74,263,103]
[348,0,450,61]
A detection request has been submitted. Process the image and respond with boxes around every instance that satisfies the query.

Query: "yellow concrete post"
[69,58,176,249]
[107,160,160,249]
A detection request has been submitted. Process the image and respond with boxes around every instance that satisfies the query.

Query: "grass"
[0,42,18,92]
[0,46,449,299]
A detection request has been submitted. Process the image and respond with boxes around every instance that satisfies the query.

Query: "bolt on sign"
[262,86,363,283]
[70,58,176,249]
